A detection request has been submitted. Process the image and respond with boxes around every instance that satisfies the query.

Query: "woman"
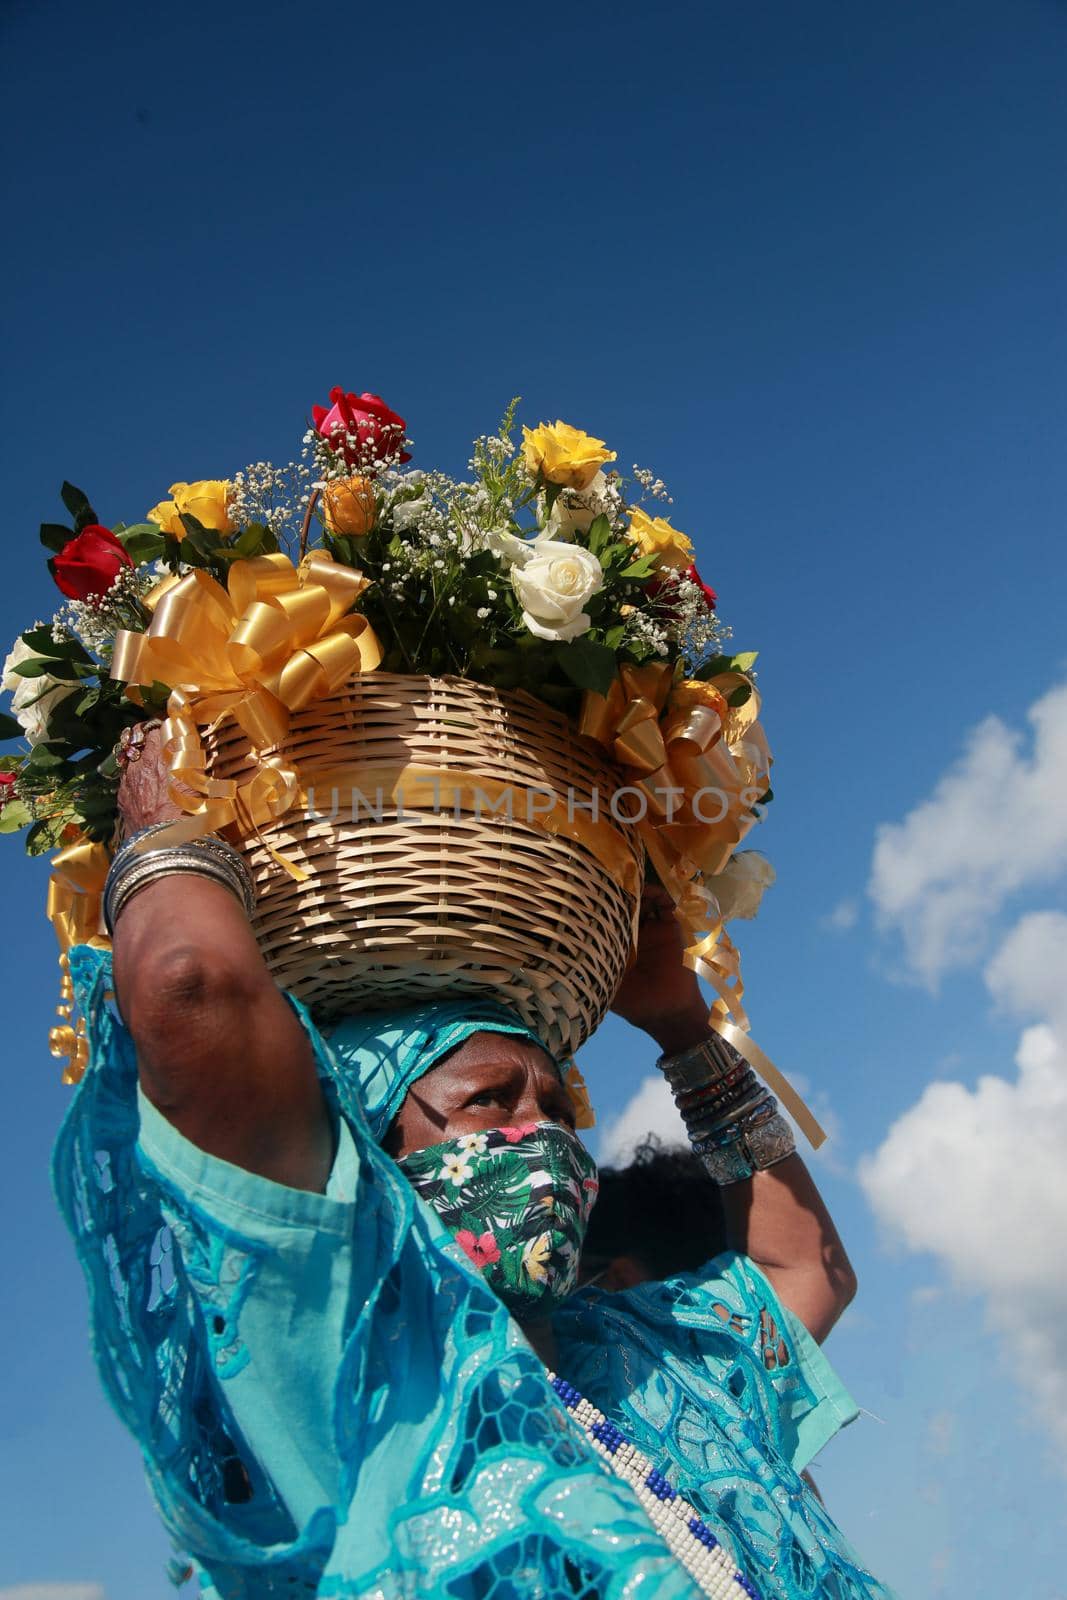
[54,738,893,1599]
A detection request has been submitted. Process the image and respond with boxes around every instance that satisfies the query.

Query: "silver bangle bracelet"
[685,1088,775,1145]
[106,856,250,931]
[104,833,255,933]
[658,1033,745,1095]
[699,1113,797,1186]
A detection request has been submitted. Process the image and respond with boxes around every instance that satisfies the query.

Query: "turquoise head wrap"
[326,997,559,1143]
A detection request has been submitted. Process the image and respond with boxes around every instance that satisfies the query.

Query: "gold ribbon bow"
[581,665,825,1148]
[111,551,383,866]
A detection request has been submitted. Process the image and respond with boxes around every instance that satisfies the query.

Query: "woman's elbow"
[833,1256,858,1315]
[818,1250,858,1336]
[120,945,261,1091]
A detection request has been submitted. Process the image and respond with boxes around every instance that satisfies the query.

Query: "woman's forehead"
[434,1030,559,1077]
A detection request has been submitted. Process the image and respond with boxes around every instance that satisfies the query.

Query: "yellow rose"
[521,420,616,491]
[627,506,694,571]
[322,475,377,537]
[148,480,234,539]
[146,498,184,537]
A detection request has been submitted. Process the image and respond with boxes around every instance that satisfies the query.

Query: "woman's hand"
[610,882,711,1054]
[117,725,185,837]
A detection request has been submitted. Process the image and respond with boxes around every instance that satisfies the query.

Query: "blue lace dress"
[53,947,894,1600]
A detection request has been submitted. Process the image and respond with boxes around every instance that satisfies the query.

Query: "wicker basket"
[207,673,644,1058]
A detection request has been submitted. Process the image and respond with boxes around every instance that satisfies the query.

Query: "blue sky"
[1,1,1065,1596]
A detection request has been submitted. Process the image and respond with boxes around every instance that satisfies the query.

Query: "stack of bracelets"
[658,1034,795,1186]
[103,825,256,935]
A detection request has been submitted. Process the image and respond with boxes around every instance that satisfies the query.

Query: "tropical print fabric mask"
[398,1122,599,1318]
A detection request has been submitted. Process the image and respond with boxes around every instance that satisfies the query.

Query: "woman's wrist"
[643,999,713,1056]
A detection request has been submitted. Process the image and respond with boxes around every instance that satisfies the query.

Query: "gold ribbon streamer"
[45,840,111,1083]
[581,664,825,1149]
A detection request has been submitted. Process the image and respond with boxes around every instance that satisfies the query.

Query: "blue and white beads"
[549,1374,760,1600]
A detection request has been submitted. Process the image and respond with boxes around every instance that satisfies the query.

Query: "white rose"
[511,540,604,642]
[544,469,611,539]
[488,526,536,566]
[3,639,75,745]
[706,851,776,922]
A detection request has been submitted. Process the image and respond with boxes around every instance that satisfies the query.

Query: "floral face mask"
[397,1122,599,1318]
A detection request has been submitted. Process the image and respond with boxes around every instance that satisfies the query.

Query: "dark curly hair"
[582,1135,727,1279]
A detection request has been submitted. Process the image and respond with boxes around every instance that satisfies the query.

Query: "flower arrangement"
[1,389,807,1131]
[1,389,764,850]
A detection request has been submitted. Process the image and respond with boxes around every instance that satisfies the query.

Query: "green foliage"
[555,637,618,696]
[693,651,759,681]
[116,523,166,563]
[39,522,74,553]
[18,627,92,663]
[0,800,33,834]
[60,481,100,533]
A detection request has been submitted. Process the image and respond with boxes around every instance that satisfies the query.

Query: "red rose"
[52,526,134,601]
[0,772,16,803]
[312,386,412,468]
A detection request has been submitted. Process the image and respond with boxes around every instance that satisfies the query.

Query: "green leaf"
[26,816,68,855]
[727,683,752,709]
[175,538,208,568]
[178,514,221,558]
[60,481,99,532]
[215,523,275,562]
[618,555,658,579]
[0,711,23,740]
[40,521,74,553]
[233,522,272,557]
[78,788,119,818]
[162,533,185,569]
[693,651,759,682]
[555,636,618,697]
[10,657,62,679]
[0,800,33,834]
[116,523,165,563]
[14,658,82,684]
[24,744,70,772]
[18,626,92,662]
[601,624,626,650]
[586,514,612,556]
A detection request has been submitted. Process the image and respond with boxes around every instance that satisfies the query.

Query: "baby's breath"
[631,463,673,503]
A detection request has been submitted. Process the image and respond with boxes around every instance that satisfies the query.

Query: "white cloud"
[597,1074,687,1165]
[859,910,1067,1450]
[0,1587,106,1600]
[822,897,859,932]
[867,682,1067,984]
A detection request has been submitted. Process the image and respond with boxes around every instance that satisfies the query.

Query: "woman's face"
[385,1031,577,1159]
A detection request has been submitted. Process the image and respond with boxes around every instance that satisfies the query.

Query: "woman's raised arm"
[112,730,333,1192]
[610,884,856,1342]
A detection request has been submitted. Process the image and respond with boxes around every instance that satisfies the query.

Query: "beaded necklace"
[548,1374,761,1600]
